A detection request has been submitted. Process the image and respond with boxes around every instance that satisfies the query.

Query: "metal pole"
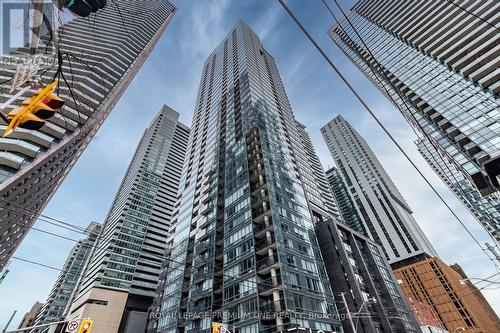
[340,292,357,333]
[2,310,17,333]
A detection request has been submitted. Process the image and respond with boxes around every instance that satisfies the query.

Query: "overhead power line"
[275,0,498,269]
[3,217,288,293]
[319,0,500,263]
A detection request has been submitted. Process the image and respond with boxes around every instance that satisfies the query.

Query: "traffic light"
[54,0,107,17]
[2,80,64,137]
[212,323,222,333]
[78,319,93,333]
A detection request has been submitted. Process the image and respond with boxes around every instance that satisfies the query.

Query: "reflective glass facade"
[325,167,366,236]
[67,106,189,333]
[33,222,101,332]
[157,22,342,333]
[329,0,500,196]
[416,138,500,246]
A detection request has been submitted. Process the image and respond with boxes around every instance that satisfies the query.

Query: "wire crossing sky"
[0,0,498,328]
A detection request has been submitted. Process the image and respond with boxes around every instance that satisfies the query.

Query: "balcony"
[193,271,210,284]
[213,280,223,294]
[251,190,269,208]
[214,247,223,260]
[190,302,211,314]
[258,274,283,296]
[248,157,264,171]
[191,286,208,301]
[254,218,274,238]
[200,192,211,204]
[255,235,277,256]
[196,242,210,254]
[249,169,265,183]
[252,207,270,224]
[197,228,210,242]
[257,254,280,274]
[197,216,210,229]
[194,255,211,268]
[260,299,286,316]
[216,234,224,246]
[199,203,214,216]
[251,180,268,196]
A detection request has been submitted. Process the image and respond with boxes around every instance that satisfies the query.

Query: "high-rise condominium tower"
[326,166,366,235]
[156,21,343,333]
[0,1,176,270]
[323,116,500,331]
[416,138,500,246]
[33,222,101,332]
[321,115,436,264]
[296,121,341,220]
[328,0,500,236]
[66,106,189,333]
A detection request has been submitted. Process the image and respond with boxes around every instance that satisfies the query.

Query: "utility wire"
[0,197,89,233]
[12,256,67,273]
[8,212,500,306]
[276,0,498,269]
[2,216,293,293]
[322,0,500,263]
[323,0,500,259]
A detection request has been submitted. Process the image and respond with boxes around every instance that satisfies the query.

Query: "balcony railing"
[257,253,279,273]
[254,218,273,235]
[255,235,276,253]
[260,299,286,315]
[258,274,283,295]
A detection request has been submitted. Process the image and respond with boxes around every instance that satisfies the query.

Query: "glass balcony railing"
[260,298,286,314]
[257,253,279,273]
[254,218,273,234]
[255,235,276,252]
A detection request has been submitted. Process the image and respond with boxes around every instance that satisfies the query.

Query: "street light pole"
[2,310,16,333]
[339,292,357,333]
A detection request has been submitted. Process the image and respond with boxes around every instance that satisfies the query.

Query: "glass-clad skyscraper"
[66,106,189,333]
[321,115,436,264]
[326,167,366,235]
[33,222,101,332]
[0,0,176,270]
[157,21,342,333]
[416,138,500,246]
[328,0,500,198]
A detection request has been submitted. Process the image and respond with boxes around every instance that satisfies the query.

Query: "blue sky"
[1,0,499,328]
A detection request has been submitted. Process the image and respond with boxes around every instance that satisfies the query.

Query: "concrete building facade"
[321,115,436,264]
[393,257,500,333]
[0,0,177,270]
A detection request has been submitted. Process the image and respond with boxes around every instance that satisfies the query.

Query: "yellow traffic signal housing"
[78,319,93,333]
[3,80,64,137]
[212,323,222,333]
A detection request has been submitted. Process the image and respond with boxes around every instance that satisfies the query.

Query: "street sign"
[66,320,79,332]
